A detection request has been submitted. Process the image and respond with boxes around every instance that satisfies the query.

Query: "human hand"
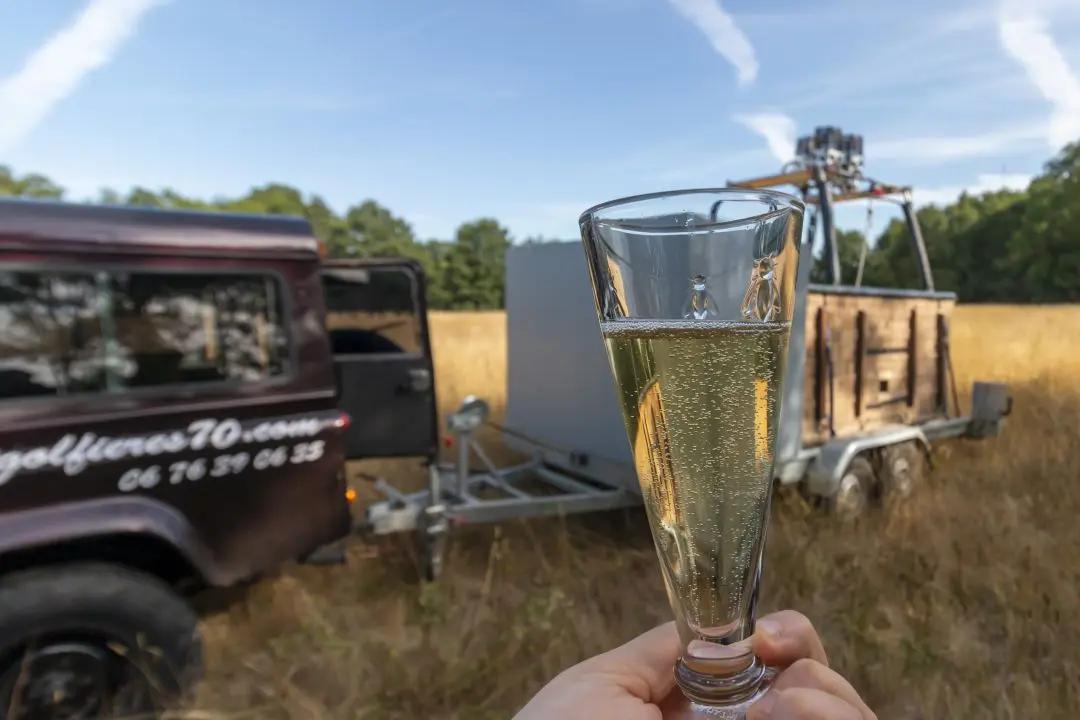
[512,610,876,720]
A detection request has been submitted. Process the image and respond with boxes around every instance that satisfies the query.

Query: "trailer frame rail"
[355,397,636,579]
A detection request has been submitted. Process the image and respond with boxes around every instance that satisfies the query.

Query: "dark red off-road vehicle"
[0,199,439,718]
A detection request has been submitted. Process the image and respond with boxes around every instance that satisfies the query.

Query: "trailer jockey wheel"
[828,456,876,520]
[420,504,449,582]
[880,442,926,501]
[421,533,444,583]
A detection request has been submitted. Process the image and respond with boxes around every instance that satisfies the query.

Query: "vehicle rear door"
[321,259,439,460]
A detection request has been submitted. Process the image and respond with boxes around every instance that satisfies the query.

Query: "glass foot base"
[681,666,776,719]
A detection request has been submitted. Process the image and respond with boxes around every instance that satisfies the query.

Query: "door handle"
[404,368,432,393]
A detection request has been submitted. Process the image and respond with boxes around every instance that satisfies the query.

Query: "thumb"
[753,610,829,668]
[592,621,682,704]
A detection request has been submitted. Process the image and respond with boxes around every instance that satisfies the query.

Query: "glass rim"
[578,187,804,233]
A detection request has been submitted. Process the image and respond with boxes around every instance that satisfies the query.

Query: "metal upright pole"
[901,190,935,292]
[814,166,841,285]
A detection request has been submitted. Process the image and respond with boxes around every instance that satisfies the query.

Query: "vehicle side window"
[0,271,108,399]
[323,267,423,356]
[109,272,289,387]
[0,269,289,402]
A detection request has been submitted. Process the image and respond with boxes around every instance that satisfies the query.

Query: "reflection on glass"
[0,272,107,398]
[0,270,289,402]
[110,273,288,386]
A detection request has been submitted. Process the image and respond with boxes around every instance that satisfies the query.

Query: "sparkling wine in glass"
[578,188,803,717]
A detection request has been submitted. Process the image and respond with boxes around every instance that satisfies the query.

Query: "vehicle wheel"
[827,456,877,520]
[0,563,203,719]
[880,441,927,501]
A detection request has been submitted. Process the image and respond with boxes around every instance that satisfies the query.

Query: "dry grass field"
[187,305,1080,720]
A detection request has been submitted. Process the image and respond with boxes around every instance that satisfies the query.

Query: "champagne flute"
[578,188,803,718]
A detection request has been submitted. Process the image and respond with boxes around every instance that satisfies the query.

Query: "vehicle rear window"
[322,267,423,355]
[0,269,289,401]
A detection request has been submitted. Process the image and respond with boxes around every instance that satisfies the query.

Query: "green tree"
[125,187,166,207]
[422,240,456,310]
[0,166,64,199]
[2,137,1078,309]
[441,218,512,309]
[861,189,1032,300]
[998,141,1080,302]
[810,229,867,285]
[337,200,422,260]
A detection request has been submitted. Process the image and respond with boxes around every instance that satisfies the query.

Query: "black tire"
[880,441,927,501]
[826,456,877,520]
[0,562,203,719]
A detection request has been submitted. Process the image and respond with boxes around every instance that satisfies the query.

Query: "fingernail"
[750,691,777,718]
[757,619,782,639]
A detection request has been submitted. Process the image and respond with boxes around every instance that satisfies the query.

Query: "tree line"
[2,140,1077,308]
[812,140,1080,303]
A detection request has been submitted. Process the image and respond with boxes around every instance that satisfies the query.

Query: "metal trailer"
[359,128,1013,579]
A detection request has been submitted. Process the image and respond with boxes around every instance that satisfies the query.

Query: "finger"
[772,659,875,718]
[754,610,829,668]
[592,621,682,703]
[657,687,693,719]
[748,687,867,720]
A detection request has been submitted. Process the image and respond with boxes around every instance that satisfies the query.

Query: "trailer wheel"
[881,441,926,501]
[827,456,876,520]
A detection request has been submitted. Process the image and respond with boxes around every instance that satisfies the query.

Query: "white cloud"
[733,113,796,164]
[998,0,1080,150]
[733,115,1042,170]
[912,173,1032,207]
[0,0,165,154]
[667,0,758,87]
[870,124,1044,166]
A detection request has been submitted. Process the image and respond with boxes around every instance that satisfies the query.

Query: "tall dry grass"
[188,305,1080,720]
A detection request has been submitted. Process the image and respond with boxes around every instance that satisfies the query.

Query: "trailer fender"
[0,495,224,585]
[968,381,1012,438]
[804,426,930,499]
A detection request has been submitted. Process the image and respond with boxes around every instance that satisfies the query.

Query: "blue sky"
[0,0,1078,243]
